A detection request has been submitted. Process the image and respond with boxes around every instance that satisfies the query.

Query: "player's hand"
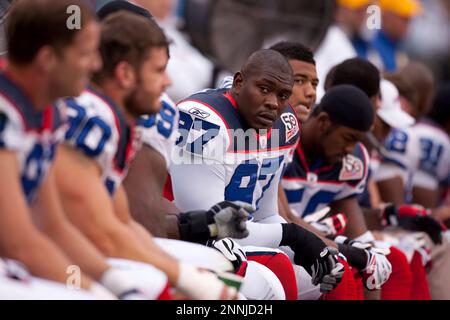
[208,238,248,275]
[0,258,31,282]
[335,236,392,290]
[398,232,432,268]
[383,204,445,244]
[100,267,169,300]
[309,213,348,237]
[209,201,253,239]
[176,263,239,300]
[178,201,253,242]
[309,247,345,293]
[281,223,344,293]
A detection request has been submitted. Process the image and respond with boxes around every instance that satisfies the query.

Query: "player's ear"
[232,72,243,94]
[35,45,57,74]
[115,61,136,90]
[317,112,332,133]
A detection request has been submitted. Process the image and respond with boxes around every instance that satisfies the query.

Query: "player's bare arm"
[31,158,111,281]
[377,176,407,205]
[330,197,369,239]
[0,149,91,288]
[123,143,180,237]
[54,143,183,283]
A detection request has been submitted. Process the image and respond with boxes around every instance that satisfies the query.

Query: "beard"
[125,85,161,118]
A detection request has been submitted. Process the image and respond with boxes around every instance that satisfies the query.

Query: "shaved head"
[241,49,293,82]
[230,49,294,129]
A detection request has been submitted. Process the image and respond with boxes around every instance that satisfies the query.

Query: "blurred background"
[0,0,449,101]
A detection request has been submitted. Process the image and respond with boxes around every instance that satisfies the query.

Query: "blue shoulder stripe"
[0,73,44,129]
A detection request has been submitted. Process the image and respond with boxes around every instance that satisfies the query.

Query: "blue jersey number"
[385,129,408,154]
[21,142,57,203]
[137,100,176,139]
[65,100,112,157]
[419,138,443,175]
[176,111,220,155]
[225,156,284,209]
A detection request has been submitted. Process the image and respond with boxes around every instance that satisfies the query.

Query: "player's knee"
[387,246,413,281]
[247,251,297,300]
[240,261,286,300]
[381,246,413,300]
[322,258,359,300]
[264,252,298,300]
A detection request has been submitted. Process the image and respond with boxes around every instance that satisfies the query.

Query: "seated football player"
[375,82,450,299]
[53,11,241,300]
[170,48,349,299]
[0,0,132,299]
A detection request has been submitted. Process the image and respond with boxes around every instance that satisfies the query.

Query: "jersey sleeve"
[334,143,370,200]
[374,128,419,184]
[173,99,230,163]
[0,95,26,152]
[138,94,179,169]
[62,92,119,173]
[218,76,233,89]
[412,132,450,190]
[170,99,231,211]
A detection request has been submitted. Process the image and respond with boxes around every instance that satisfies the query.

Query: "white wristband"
[354,231,376,243]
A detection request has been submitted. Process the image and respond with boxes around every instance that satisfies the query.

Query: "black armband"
[178,210,215,244]
[280,223,327,268]
[337,243,367,270]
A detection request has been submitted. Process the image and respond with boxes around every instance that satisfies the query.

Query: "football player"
[53,10,242,300]
[0,0,117,298]
[170,49,347,299]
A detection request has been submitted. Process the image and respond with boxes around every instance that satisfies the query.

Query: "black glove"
[310,247,345,293]
[383,204,444,244]
[280,224,344,293]
[178,201,253,243]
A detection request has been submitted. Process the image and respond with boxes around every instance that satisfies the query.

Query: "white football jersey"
[376,120,450,195]
[374,127,420,186]
[63,87,139,195]
[170,88,299,222]
[137,93,179,169]
[0,73,67,203]
[412,121,450,190]
[282,142,370,218]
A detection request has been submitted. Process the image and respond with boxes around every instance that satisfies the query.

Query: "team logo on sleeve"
[188,107,210,119]
[339,154,364,181]
[281,113,299,143]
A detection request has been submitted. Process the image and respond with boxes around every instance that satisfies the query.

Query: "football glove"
[383,204,444,244]
[335,236,392,290]
[178,201,253,243]
[280,223,344,293]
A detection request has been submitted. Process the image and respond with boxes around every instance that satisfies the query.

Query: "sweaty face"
[288,60,318,123]
[126,47,171,118]
[235,69,293,130]
[320,123,366,165]
[52,21,101,98]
